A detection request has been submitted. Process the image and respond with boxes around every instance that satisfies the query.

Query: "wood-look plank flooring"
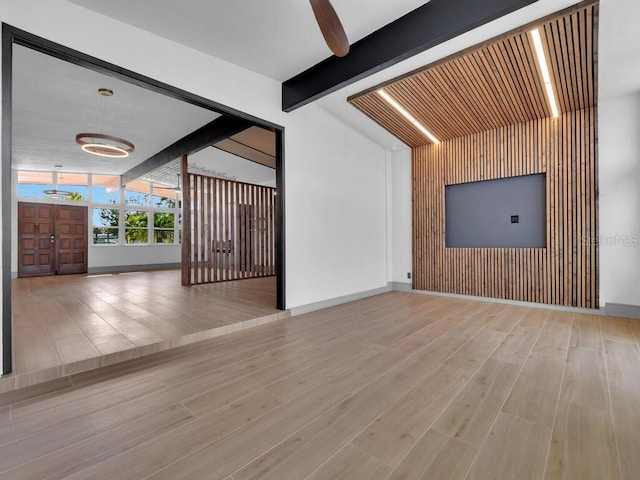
[11,270,278,374]
[1,292,639,479]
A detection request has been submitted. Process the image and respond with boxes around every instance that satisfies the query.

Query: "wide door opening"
[3,29,285,379]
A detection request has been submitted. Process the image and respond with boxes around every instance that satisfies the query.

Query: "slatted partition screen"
[182,173,276,286]
[413,108,598,308]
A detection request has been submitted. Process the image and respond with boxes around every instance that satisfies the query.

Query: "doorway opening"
[2,25,286,377]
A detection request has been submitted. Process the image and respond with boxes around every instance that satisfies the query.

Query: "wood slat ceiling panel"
[349,95,426,147]
[349,3,598,147]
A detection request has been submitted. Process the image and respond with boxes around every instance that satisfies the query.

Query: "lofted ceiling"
[66,0,431,81]
[348,3,598,147]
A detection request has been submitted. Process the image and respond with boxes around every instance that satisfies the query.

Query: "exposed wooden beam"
[282,0,540,112]
[121,115,253,186]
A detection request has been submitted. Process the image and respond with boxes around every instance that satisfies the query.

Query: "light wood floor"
[1,292,639,479]
[11,270,278,374]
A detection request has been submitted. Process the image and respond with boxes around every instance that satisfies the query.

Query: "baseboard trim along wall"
[251,281,639,320]
[12,263,182,278]
[289,284,393,316]
[87,263,181,274]
[390,282,412,292]
[605,303,640,320]
[404,287,606,316]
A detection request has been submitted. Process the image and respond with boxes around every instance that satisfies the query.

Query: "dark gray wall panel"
[445,173,546,248]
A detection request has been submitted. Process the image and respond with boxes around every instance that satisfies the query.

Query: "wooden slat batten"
[412,108,597,308]
[348,3,598,146]
[180,155,190,287]
[184,172,276,286]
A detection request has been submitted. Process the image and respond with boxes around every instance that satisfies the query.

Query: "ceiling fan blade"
[309,0,350,57]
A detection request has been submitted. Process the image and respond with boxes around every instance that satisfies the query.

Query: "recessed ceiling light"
[530,28,559,118]
[377,89,440,144]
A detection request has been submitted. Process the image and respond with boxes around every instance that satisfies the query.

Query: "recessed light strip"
[530,28,559,118]
[377,89,440,144]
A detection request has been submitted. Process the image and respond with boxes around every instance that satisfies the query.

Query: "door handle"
[50,234,55,244]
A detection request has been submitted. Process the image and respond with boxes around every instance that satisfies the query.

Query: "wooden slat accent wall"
[349,3,597,147]
[184,173,276,286]
[413,107,597,308]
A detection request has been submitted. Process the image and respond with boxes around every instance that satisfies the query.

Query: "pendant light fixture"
[76,88,135,158]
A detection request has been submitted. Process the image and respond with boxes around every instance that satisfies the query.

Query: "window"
[152,183,178,208]
[93,208,119,244]
[17,171,53,198]
[125,180,150,206]
[124,210,149,244]
[92,174,120,204]
[57,173,88,201]
[154,212,175,243]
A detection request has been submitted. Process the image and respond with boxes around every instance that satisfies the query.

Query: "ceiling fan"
[309,0,350,57]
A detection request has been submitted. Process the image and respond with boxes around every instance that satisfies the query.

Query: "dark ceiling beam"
[121,115,253,186]
[282,0,539,112]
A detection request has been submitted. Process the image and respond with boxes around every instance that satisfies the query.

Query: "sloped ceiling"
[348,3,598,147]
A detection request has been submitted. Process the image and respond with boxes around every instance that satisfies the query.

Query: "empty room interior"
[0,0,639,479]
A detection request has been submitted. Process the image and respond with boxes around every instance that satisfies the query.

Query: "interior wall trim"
[289,285,392,316]
[1,24,286,376]
[409,288,604,315]
[87,263,182,275]
[605,303,640,320]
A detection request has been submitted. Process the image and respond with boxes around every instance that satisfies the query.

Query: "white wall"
[88,245,181,270]
[0,0,389,317]
[598,95,640,307]
[597,0,640,308]
[390,148,412,284]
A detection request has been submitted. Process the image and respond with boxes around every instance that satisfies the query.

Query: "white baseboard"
[289,284,393,316]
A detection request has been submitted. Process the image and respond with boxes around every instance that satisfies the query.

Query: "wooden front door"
[55,204,88,275]
[18,202,88,277]
[18,202,55,277]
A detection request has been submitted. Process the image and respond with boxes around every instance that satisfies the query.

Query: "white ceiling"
[12,44,220,174]
[13,44,277,185]
[66,0,431,81]
[142,148,275,189]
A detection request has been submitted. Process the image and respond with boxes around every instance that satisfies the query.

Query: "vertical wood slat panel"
[185,173,276,286]
[180,156,190,286]
[412,107,597,308]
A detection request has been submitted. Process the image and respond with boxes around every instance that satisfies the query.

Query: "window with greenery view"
[125,210,149,244]
[93,208,120,244]
[154,212,175,243]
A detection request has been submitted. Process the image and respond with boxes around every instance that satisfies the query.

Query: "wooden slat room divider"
[182,169,276,286]
[413,107,598,308]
